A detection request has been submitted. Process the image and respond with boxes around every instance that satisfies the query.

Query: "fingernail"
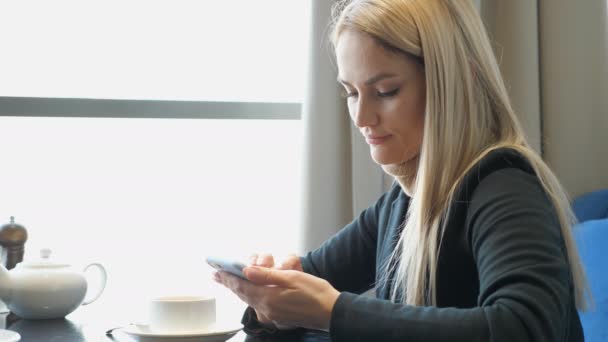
[244,266,261,278]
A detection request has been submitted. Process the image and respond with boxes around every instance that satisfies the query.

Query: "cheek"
[388,106,425,152]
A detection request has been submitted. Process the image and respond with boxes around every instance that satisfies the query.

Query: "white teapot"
[0,248,107,319]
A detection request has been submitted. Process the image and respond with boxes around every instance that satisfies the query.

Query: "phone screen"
[206,256,248,280]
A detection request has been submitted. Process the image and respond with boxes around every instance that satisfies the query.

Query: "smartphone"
[206,256,249,280]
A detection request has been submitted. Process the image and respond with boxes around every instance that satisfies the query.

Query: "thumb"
[244,266,298,287]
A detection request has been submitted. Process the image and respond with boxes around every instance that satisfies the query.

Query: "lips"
[364,134,391,145]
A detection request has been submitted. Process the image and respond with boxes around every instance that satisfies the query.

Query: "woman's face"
[336,29,426,166]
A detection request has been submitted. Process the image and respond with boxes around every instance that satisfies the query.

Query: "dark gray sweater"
[243,149,584,342]
[299,148,583,341]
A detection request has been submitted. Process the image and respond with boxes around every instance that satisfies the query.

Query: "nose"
[350,96,378,128]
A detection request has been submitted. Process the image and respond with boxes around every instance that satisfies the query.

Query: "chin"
[370,152,402,166]
[371,148,420,167]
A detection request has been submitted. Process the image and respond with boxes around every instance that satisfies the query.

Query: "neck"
[382,155,420,196]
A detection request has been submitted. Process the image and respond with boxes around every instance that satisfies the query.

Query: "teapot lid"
[18,248,70,269]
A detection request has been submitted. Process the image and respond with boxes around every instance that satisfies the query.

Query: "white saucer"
[121,322,242,342]
[0,329,20,342]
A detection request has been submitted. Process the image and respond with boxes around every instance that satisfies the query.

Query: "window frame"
[0,97,301,120]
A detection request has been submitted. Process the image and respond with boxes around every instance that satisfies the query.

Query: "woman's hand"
[214,265,340,331]
[249,253,303,272]
[244,253,303,329]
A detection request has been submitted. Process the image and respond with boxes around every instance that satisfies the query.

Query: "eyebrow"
[337,72,398,86]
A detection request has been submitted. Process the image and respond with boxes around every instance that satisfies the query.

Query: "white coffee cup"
[148,295,216,333]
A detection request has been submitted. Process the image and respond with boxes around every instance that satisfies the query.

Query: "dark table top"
[0,312,333,342]
[1,311,248,342]
[0,298,334,342]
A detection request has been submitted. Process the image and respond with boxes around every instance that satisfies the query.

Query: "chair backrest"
[572,189,608,222]
[574,218,608,341]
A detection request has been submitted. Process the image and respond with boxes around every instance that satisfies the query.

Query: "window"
[0,1,308,323]
[0,0,307,102]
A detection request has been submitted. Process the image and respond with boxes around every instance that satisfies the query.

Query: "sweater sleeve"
[329,169,575,342]
[300,188,393,294]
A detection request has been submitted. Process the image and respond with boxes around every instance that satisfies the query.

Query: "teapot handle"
[81,263,107,306]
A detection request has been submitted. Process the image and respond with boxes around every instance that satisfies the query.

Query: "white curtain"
[480,0,608,197]
[479,0,542,153]
[298,0,384,253]
[538,0,608,197]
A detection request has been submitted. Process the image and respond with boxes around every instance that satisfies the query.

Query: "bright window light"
[0,1,308,323]
[0,116,302,322]
[0,1,309,102]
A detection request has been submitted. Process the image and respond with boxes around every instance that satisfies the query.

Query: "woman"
[215,0,591,340]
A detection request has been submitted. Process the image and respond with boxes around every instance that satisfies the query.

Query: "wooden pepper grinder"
[0,216,28,270]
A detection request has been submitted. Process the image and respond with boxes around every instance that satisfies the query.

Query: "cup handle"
[81,263,107,306]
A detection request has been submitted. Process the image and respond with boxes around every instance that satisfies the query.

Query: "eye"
[341,89,358,99]
[377,88,399,98]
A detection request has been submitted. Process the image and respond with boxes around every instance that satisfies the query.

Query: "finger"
[256,253,275,267]
[277,254,302,271]
[216,272,260,305]
[217,272,252,296]
[275,254,291,269]
[247,253,258,266]
[243,266,298,287]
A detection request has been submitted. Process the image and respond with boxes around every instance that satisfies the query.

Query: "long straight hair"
[330,0,591,309]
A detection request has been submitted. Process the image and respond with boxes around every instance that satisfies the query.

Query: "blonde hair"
[330,0,591,309]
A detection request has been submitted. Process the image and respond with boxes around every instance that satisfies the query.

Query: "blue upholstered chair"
[572,189,608,341]
[573,189,608,222]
